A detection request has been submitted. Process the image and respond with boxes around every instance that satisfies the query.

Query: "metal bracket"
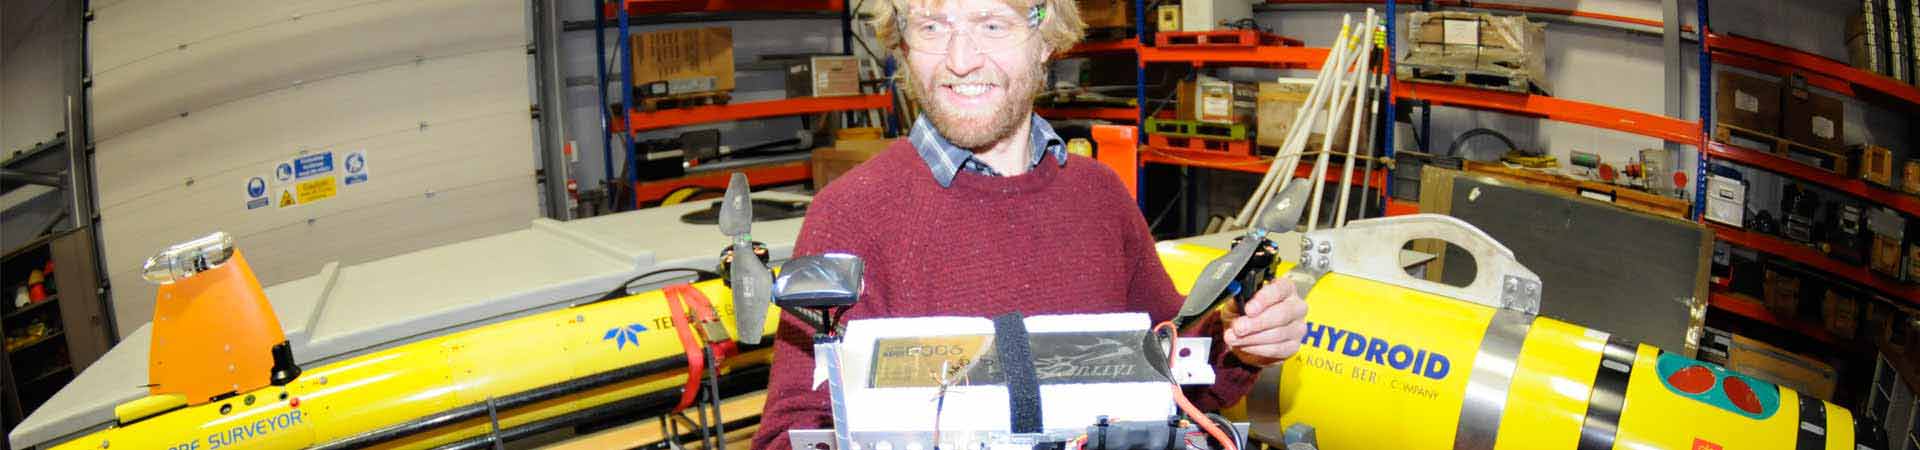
[485,396,505,450]
[1298,214,1541,314]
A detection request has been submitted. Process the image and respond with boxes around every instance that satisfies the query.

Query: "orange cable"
[1154,322,1236,450]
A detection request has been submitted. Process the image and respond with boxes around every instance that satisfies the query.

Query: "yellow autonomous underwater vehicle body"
[12,182,1883,450]
[1223,215,1877,450]
[50,234,781,450]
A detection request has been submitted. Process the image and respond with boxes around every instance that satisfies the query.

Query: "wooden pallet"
[1149,133,1251,155]
[1145,118,1247,140]
[1713,123,1852,175]
[641,90,733,111]
[1155,30,1300,48]
[1085,26,1132,42]
[1396,62,1543,95]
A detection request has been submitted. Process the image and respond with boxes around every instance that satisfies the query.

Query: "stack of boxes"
[1399,12,1548,93]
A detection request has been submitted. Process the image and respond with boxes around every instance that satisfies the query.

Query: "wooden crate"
[810,139,892,190]
[1714,123,1852,175]
[1457,161,1691,220]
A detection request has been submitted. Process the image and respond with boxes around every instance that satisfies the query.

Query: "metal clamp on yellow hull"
[1241,214,1866,450]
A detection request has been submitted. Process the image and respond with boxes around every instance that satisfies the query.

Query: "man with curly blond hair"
[751,1,1308,447]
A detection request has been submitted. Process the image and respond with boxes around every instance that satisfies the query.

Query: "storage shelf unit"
[1693,5,1920,359]
[2,296,57,321]
[607,0,842,16]
[4,331,64,354]
[593,0,893,209]
[1062,39,1141,58]
[0,228,109,425]
[1708,290,1844,346]
[1141,147,1390,188]
[1394,81,1702,145]
[1705,141,1920,217]
[632,159,812,205]
[1137,45,1328,69]
[1705,32,1920,108]
[1034,107,1141,123]
[611,95,895,134]
[1708,223,1920,304]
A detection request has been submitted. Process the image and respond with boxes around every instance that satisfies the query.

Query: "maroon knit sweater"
[750,139,1260,450]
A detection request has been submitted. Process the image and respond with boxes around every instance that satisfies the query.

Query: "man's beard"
[908,65,1045,149]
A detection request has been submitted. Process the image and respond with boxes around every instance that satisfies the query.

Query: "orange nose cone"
[147,250,290,404]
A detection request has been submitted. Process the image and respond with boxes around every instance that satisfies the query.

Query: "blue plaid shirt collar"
[909,113,1068,188]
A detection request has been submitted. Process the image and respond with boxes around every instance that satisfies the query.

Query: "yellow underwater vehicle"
[5,175,1889,450]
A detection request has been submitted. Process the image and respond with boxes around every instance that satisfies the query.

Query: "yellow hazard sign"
[277,176,338,209]
[297,176,337,204]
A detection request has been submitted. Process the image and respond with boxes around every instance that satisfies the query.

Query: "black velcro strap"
[1575,338,1639,450]
[1796,392,1827,450]
[992,312,1043,434]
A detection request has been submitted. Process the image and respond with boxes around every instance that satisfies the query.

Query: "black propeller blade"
[1174,179,1313,326]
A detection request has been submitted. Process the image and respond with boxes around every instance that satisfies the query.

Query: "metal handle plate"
[1297,214,1540,314]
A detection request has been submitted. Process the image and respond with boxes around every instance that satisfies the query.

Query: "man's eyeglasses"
[900,5,1045,55]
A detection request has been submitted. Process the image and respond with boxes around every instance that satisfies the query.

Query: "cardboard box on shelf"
[1870,207,1908,280]
[811,138,891,190]
[1853,144,1896,186]
[1783,76,1846,152]
[1406,11,1548,92]
[1714,71,1783,137]
[1823,288,1860,339]
[1762,267,1802,320]
[1157,5,1181,32]
[631,27,735,94]
[1078,0,1129,29]
[1724,332,1840,400]
[1181,0,1251,33]
[786,56,863,98]
[1255,79,1349,156]
[1879,304,1920,353]
[1904,160,1920,195]
[1175,77,1256,126]
[1909,217,1920,282]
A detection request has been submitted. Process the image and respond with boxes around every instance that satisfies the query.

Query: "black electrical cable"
[1146,173,1188,231]
[1204,413,1242,450]
[586,267,723,305]
[1141,76,1193,122]
[1444,127,1519,161]
[1404,108,1426,148]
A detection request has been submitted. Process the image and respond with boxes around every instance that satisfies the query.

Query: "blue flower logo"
[603,324,648,350]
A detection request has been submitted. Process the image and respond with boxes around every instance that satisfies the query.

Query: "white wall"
[1,0,73,154]
[91,0,539,336]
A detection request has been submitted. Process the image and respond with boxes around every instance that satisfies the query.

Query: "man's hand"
[1222,280,1308,367]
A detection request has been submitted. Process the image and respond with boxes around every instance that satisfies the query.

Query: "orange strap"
[662,284,738,413]
[663,285,706,413]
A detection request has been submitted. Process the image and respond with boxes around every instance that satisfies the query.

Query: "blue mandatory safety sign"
[276,163,294,182]
[291,152,334,180]
[246,177,267,198]
[343,150,370,186]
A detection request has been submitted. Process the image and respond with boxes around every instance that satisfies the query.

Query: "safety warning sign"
[296,176,337,204]
[245,176,270,210]
[343,150,370,186]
